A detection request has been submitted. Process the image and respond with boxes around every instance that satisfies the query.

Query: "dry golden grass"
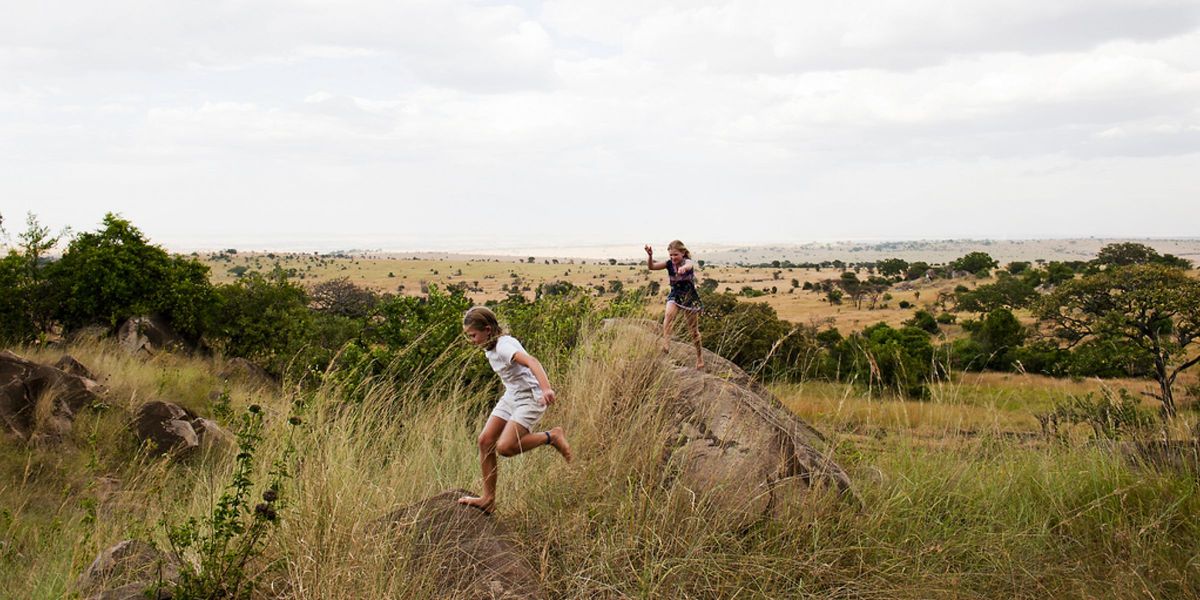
[199,251,1002,333]
[5,325,1200,598]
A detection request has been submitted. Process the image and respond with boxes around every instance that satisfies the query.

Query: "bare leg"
[687,310,704,369]
[459,416,507,513]
[496,422,573,462]
[662,302,679,353]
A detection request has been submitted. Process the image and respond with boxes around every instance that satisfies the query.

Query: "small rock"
[78,540,178,597]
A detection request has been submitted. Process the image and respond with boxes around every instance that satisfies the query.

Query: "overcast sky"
[3,0,1199,252]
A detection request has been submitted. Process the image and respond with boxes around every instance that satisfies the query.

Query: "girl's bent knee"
[496,442,521,457]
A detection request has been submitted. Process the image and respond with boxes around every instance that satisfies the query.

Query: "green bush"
[830,322,936,398]
[953,308,1026,371]
[1045,389,1155,439]
[0,253,37,344]
[1066,337,1155,378]
[208,273,313,374]
[48,213,217,340]
[904,310,939,334]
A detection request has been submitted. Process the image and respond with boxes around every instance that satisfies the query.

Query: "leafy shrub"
[829,323,936,398]
[952,308,1025,371]
[1065,337,1155,378]
[1010,340,1069,376]
[166,404,298,599]
[209,273,313,374]
[1042,389,1155,439]
[698,292,824,380]
[48,214,217,339]
[904,310,939,334]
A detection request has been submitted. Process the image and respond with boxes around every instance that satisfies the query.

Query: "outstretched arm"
[645,244,668,270]
[513,351,557,405]
[677,259,695,275]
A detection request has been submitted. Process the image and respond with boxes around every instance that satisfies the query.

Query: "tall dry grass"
[2,327,1199,598]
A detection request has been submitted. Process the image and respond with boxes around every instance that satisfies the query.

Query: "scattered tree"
[1037,265,1200,417]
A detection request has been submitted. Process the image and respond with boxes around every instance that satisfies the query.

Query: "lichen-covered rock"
[0,350,104,441]
[599,319,854,523]
[375,489,546,600]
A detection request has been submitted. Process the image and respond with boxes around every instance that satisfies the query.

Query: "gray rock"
[0,350,104,441]
[374,489,546,600]
[117,316,185,356]
[78,540,178,598]
[54,354,98,380]
[132,401,227,458]
[218,358,275,387]
[600,319,855,524]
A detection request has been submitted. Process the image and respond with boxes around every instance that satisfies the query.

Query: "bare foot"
[548,427,573,463]
[661,341,670,354]
[696,359,705,369]
[457,495,495,514]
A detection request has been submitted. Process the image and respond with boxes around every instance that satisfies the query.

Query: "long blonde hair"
[463,306,503,350]
[668,240,691,259]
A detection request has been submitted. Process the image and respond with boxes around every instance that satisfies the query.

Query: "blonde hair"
[463,306,503,350]
[667,240,691,259]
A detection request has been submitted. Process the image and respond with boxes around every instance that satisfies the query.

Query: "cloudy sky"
[2,0,1199,252]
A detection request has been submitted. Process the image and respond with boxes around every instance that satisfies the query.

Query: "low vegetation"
[2,212,1199,598]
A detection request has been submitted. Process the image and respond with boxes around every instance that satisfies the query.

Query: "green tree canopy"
[1094,242,1191,270]
[1036,264,1200,416]
[954,275,1038,314]
[877,258,909,278]
[48,213,216,338]
[951,252,999,276]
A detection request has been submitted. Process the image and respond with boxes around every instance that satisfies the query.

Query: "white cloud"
[1,0,1198,247]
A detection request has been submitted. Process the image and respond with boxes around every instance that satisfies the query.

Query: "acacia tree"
[1037,264,1200,417]
[1094,242,1191,269]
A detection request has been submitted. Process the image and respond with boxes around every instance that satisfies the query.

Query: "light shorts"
[489,388,546,430]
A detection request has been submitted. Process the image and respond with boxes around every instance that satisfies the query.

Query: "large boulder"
[0,350,104,441]
[77,539,178,600]
[132,401,229,457]
[218,358,275,387]
[117,316,186,356]
[55,354,99,380]
[374,489,546,600]
[600,319,854,523]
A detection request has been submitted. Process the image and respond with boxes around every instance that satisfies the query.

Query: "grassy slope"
[2,328,1199,599]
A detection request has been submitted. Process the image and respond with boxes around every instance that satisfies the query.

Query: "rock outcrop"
[602,319,855,522]
[78,539,178,600]
[132,400,230,457]
[374,489,546,600]
[117,316,186,356]
[218,358,275,387]
[0,351,105,441]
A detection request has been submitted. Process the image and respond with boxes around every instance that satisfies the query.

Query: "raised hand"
[644,244,654,257]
